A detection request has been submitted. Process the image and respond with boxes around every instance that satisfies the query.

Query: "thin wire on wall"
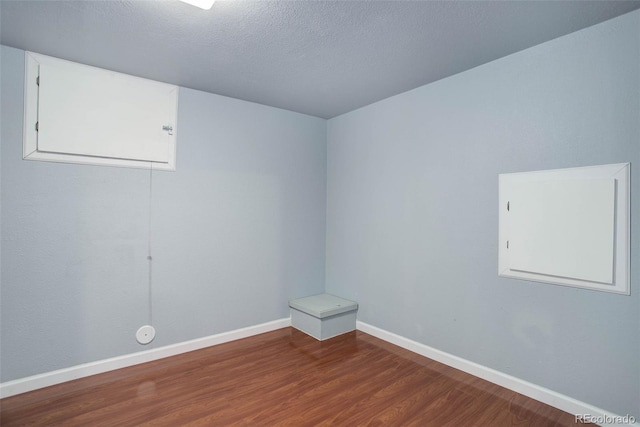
[147,163,154,326]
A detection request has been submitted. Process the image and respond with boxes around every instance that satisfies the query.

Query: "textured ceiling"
[2,0,639,119]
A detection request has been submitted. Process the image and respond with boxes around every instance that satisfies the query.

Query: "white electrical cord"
[136,164,156,345]
[147,163,154,326]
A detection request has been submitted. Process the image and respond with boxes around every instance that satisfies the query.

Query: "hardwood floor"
[1,328,588,426]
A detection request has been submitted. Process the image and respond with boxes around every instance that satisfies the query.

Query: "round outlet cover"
[136,325,156,345]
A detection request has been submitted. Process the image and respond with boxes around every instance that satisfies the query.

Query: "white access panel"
[499,163,630,295]
[37,64,172,162]
[508,179,615,284]
[23,51,178,170]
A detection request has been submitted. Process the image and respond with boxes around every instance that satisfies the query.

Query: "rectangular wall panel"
[498,163,629,294]
[23,51,178,170]
[508,179,615,284]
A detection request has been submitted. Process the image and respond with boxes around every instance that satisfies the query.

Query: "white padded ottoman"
[289,293,358,340]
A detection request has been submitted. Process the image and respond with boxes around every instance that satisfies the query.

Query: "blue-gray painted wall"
[0,45,327,381]
[326,11,639,417]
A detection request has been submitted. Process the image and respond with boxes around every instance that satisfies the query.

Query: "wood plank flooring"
[1,328,588,426]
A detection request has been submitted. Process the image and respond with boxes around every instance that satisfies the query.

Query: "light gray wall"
[0,45,326,382]
[326,10,639,418]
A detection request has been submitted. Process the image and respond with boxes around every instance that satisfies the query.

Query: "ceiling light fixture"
[179,0,215,10]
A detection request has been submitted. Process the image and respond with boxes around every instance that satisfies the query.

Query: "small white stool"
[289,293,358,340]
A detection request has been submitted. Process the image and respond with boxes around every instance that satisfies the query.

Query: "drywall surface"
[0,45,326,381]
[326,11,639,417]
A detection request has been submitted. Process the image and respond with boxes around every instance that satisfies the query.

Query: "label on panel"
[36,63,171,163]
[508,178,615,284]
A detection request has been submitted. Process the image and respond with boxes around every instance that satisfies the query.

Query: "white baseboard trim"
[0,317,291,399]
[357,321,638,427]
